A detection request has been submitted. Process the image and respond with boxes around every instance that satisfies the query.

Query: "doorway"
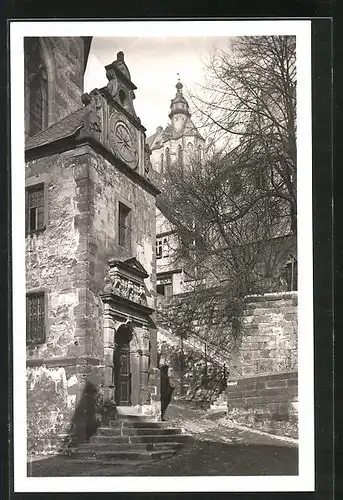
[113,325,132,406]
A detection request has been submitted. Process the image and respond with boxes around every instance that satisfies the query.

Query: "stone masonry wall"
[47,37,86,125]
[26,147,93,361]
[76,147,159,408]
[226,371,298,438]
[158,330,226,403]
[157,292,297,379]
[231,293,298,377]
[26,146,106,454]
[26,144,159,454]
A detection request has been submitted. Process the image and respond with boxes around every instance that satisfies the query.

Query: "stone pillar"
[129,327,142,407]
[102,303,116,402]
[141,325,151,404]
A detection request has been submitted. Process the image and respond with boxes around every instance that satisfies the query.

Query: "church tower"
[148,78,205,174]
[147,79,205,297]
[168,80,190,133]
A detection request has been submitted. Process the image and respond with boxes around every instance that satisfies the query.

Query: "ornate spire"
[169,74,190,121]
[176,73,183,93]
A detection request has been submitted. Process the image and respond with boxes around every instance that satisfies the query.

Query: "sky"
[84,37,231,138]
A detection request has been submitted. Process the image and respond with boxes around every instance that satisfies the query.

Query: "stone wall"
[158,331,226,403]
[226,371,298,438]
[46,37,86,125]
[232,293,298,377]
[26,148,91,362]
[26,143,159,454]
[157,292,298,379]
[27,363,103,455]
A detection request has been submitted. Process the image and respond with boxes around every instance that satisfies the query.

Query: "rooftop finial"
[176,73,183,93]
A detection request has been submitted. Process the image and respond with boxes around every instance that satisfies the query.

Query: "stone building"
[148,80,205,296]
[25,37,161,454]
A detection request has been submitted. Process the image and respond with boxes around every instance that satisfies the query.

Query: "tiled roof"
[25,108,85,151]
[148,117,204,151]
[147,132,157,148]
[162,125,173,141]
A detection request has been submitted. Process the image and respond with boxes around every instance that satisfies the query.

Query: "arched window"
[165,147,171,168]
[160,153,164,172]
[187,142,193,161]
[197,145,202,161]
[254,167,266,190]
[177,145,183,166]
[25,38,48,137]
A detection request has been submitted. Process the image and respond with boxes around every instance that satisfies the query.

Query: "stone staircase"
[70,415,191,464]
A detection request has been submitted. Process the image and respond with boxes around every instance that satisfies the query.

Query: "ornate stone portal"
[100,257,160,419]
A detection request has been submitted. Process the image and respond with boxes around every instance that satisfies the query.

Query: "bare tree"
[190,35,297,232]
[157,149,294,299]
[155,35,296,348]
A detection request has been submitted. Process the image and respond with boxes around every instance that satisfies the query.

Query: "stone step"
[71,449,176,461]
[129,433,191,444]
[70,459,151,467]
[78,441,185,452]
[91,433,190,444]
[96,425,183,436]
[121,427,182,436]
[96,427,123,436]
[117,414,157,421]
[91,435,130,443]
[110,420,170,429]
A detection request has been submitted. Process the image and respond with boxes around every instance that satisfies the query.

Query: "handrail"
[159,325,243,378]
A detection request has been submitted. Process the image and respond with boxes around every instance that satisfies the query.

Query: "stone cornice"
[26,356,102,368]
[25,136,161,197]
[100,292,154,317]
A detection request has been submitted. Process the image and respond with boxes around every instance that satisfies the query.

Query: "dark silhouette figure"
[60,380,100,453]
[160,365,174,421]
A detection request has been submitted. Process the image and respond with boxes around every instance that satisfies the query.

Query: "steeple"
[169,76,190,132]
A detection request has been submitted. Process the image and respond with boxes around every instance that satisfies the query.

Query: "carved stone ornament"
[82,91,103,140]
[106,69,119,98]
[144,143,152,176]
[103,258,148,307]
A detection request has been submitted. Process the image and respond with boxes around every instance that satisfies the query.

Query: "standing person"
[160,365,174,421]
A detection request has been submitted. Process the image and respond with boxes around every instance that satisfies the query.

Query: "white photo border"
[11,19,314,493]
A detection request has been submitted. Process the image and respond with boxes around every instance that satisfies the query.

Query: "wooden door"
[114,344,131,406]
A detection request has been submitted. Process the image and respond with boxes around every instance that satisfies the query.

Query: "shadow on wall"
[59,380,103,454]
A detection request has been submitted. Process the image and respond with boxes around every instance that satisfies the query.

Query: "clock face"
[111,119,139,168]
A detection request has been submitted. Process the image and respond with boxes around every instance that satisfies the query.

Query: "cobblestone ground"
[28,404,298,477]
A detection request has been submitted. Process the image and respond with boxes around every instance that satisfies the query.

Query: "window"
[177,145,183,166]
[231,173,242,196]
[160,153,164,172]
[156,238,163,259]
[26,292,46,344]
[187,142,193,160]
[118,202,132,249]
[157,276,173,297]
[165,148,171,168]
[26,184,45,234]
[156,237,169,259]
[281,258,298,291]
[25,38,48,137]
[254,167,266,190]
